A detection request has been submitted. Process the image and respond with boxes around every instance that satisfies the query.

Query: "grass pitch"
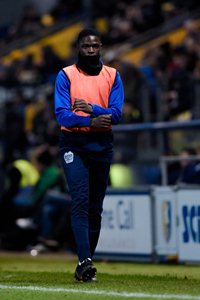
[0,252,200,300]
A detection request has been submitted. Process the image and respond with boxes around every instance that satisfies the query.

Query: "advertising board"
[96,193,153,259]
[153,186,178,256]
[177,189,200,262]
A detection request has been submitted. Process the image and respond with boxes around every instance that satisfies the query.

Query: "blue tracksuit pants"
[60,131,113,262]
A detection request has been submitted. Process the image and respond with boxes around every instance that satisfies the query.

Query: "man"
[178,147,200,184]
[54,28,124,282]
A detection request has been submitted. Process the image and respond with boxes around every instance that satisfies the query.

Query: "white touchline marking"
[0,285,200,299]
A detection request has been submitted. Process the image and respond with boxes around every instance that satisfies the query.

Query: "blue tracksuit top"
[54,69,124,128]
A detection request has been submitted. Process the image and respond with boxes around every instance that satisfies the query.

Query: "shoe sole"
[75,266,97,282]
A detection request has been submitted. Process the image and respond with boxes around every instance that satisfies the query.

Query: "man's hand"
[73,98,93,114]
[90,115,112,128]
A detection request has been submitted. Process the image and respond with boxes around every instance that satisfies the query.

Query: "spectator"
[0,145,65,250]
[7,4,44,42]
[0,157,39,235]
[36,46,65,83]
[27,190,73,253]
[178,147,200,184]
[3,90,28,164]
[166,48,194,119]
[139,47,162,121]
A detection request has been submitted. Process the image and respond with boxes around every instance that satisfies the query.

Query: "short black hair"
[77,28,101,44]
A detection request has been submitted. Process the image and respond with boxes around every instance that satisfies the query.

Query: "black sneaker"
[75,258,97,282]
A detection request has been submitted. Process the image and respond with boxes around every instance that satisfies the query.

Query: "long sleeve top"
[54,68,124,129]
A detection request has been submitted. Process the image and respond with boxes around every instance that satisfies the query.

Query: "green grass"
[0,252,200,299]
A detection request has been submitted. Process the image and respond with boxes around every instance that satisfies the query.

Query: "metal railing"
[113,119,200,132]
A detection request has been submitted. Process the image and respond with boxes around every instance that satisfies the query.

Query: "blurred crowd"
[94,0,199,45]
[0,0,199,48]
[0,0,82,48]
[0,0,200,252]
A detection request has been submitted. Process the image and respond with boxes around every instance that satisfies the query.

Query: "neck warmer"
[76,53,102,75]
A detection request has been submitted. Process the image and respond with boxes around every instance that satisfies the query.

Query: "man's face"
[78,35,102,56]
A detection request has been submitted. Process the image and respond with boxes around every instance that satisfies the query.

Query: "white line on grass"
[0,285,200,299]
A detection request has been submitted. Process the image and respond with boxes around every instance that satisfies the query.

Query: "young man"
[54,28,124,282]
